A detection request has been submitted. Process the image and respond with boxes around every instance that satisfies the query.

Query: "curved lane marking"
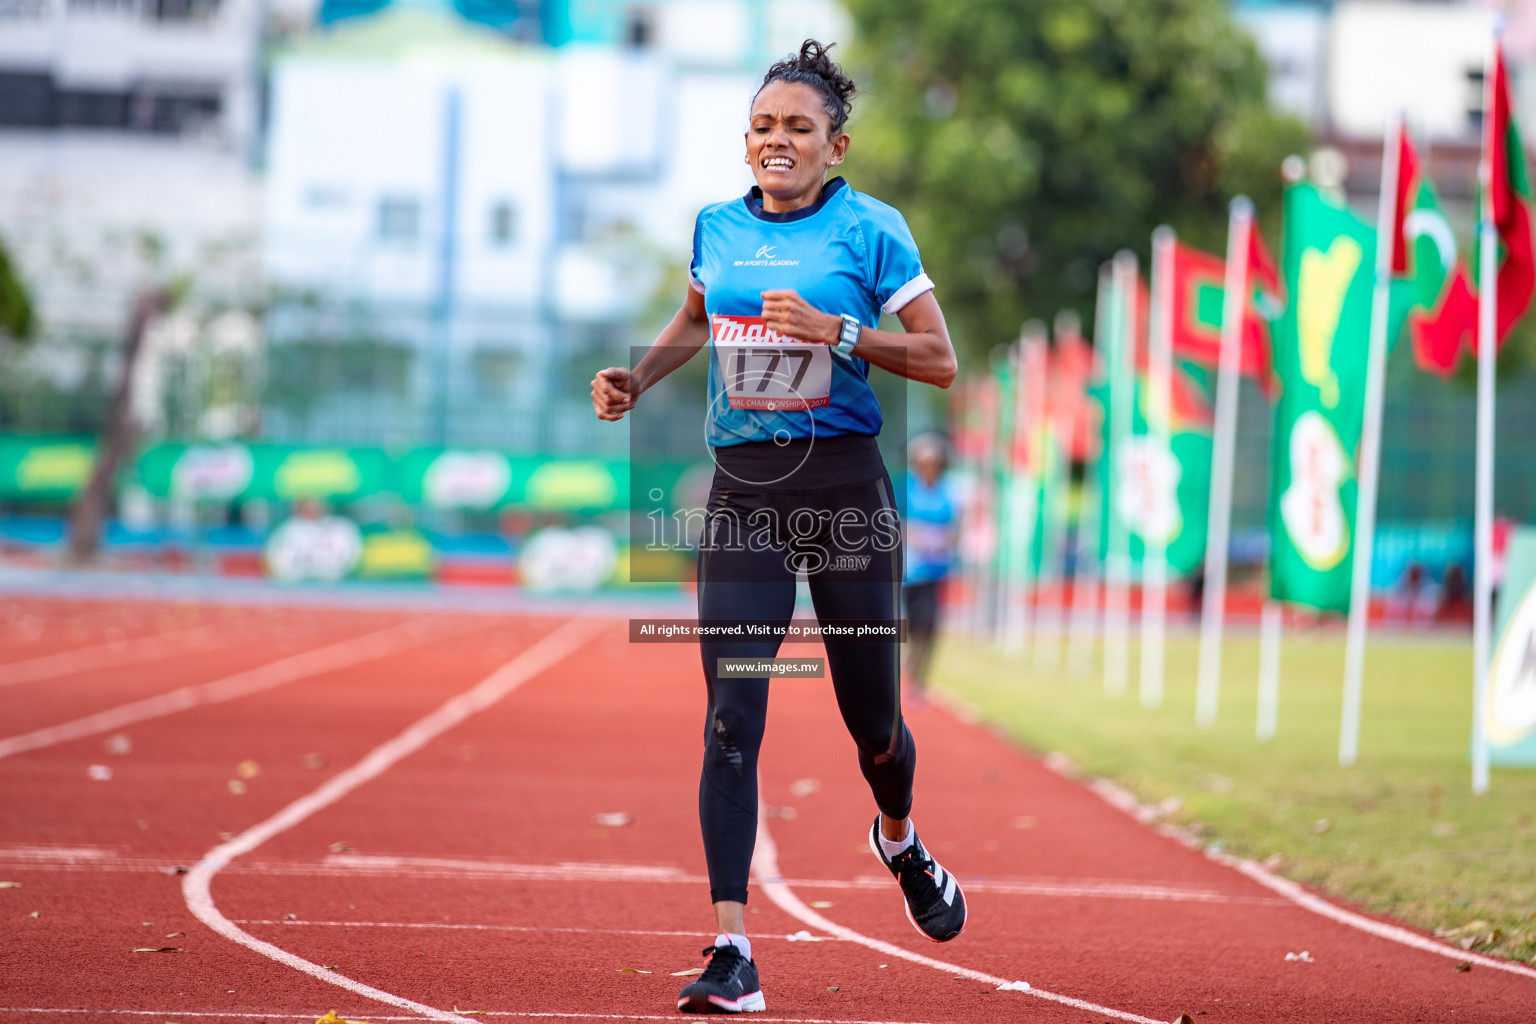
[1057,758,1536,981]
[0,617,454,760]
[751,807,1166,1024]
[181,616,605,1024]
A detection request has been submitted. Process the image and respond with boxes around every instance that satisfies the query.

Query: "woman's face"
[745,81,849,205]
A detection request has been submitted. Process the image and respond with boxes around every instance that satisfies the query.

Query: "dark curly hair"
[755,39,856,135]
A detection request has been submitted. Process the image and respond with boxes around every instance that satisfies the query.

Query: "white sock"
[716,932,752,961]
[878,818,915,859]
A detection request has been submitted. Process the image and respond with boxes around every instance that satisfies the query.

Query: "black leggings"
[695,437,914,905]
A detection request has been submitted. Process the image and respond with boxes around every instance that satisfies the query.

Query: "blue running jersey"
[689,177,934,447]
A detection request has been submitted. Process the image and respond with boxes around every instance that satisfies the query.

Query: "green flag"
[1268,183,1409,612]
[1091,259,1214,581]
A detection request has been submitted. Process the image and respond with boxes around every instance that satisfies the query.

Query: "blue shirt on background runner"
[904,470,955,584]
[689,177,934,447]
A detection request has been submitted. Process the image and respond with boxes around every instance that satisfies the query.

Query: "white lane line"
[182,616,605,1024]
[0,617,454,761]
[234,918,838,940]
[0,622,229,688]
[0,847,1279,905]
[236,919,715,939]
[0,1011,949,1024]
[1064,768,1536,982]
[750,808,1166,1024]
[1210,849,1536,979]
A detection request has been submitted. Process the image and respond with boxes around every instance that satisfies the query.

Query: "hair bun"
[758,38,857,133]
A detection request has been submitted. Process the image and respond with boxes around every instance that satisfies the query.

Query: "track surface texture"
[1,595,1532,1024]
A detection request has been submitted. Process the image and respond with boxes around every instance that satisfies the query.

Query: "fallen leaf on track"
[159,866,189,876]
[809,900,833,909]
[1172,1015,1196,1024]
[237,760,260,779]
[315,1011,374,1024]
[670,968,705,977]
[826,986,839,992]
[1284,951,1315,963]
[164,932,184,938]
[594,812,633,828]
[996,981,1030,992]
[1455,961,1473,973]
[0,882,19,889]
[328,841,352,854]
[451,1006,485,1014]
[131,947,183,953]
[617,967,651,973]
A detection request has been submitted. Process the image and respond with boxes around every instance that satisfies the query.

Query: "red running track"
[0,597,1532,1024]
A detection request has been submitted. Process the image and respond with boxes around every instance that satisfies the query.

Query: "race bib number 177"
[711,315,832,411]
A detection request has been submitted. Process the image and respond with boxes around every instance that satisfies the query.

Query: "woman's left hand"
[761,289,840,345]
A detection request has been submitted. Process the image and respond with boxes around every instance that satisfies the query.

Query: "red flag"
[1167,240,1278,388]
[1392,124,1478,375]
[1481,45,1536,348]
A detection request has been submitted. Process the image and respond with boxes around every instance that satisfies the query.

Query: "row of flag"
[955,40,1533,789]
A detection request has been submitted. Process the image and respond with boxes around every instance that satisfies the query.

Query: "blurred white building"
[0,0,265,335]
[261,0,848,451]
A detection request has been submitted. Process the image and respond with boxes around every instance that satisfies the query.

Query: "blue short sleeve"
[861,202,935,314]
[688,210,706,294]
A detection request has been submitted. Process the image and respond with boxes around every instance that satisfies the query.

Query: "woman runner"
[591,40,964,1015]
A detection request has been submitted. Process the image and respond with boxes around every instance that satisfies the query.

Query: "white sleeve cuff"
[689,275,705,294]
[882,272,935,315]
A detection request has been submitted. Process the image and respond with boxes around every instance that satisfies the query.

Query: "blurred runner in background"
[903,433,956,705]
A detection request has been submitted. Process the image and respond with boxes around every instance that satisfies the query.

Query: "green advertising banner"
[0,435,96,500]
[1487,526,1536,767]
[1267,184,1409,612]
[137,442,391,503]
[5,433,637,513]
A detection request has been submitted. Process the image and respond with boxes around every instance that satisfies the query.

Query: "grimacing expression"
[745,80,849,201]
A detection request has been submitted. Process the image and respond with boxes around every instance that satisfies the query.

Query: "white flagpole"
[1103,250,1138,696]
[1141,227,1176,709]
[1004,328,1045,659]
[1195,196,1253,726]
[1339,112,1404,768]
[1069,270,1114,677]
[1256,600,1282,740]
[1472,37,1500,795]
[1033,396,1069,673]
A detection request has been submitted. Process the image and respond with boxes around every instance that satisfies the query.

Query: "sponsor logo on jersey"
[710,314,809,345]
[734,245,800,268]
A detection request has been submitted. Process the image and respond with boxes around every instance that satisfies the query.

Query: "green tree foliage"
[841,0,1310,359]
[0,234,35,341]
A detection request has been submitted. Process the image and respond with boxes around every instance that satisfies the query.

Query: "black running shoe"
[868,816,967,942]
[676,942,765,1014]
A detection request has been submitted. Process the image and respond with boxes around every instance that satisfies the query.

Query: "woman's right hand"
[591,366,639,421]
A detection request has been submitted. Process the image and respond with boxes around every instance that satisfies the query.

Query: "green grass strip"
[933,628,1536,964]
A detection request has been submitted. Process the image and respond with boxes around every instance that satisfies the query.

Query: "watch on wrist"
[835,313,861,357]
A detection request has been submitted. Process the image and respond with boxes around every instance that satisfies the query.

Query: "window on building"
[489,201,516,247]
[625,5,654,48]
[150,0,220,20]
[377,197,421,244]
[0,73,55,128]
